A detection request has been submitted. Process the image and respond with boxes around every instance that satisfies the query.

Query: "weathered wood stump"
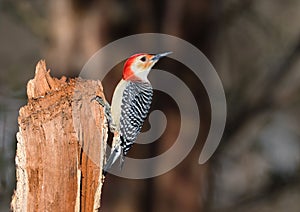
[11,60,107,211]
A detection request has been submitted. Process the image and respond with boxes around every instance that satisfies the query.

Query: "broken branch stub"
[11,60,107,212]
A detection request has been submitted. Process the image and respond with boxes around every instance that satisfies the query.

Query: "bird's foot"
[91,96,105,107]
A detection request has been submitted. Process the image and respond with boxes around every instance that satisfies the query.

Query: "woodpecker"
[92,52,171,175]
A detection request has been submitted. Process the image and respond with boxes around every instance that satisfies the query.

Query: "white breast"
[111,79,129,130]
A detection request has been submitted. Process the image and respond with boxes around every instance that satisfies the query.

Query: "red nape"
[122,53,144,80]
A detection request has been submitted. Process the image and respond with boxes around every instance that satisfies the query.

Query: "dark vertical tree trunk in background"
[11,61,107,211]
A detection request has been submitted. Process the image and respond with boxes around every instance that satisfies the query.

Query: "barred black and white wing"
[120,81,153,156]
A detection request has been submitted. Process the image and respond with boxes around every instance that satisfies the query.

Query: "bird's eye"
[140,56,146,62]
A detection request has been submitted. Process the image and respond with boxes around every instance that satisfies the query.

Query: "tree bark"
[11,60,107,211]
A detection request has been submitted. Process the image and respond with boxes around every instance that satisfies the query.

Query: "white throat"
[131,65,151,82]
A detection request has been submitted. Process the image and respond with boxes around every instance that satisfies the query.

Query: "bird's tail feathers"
[103,144,121,175]
[119,154,125,170]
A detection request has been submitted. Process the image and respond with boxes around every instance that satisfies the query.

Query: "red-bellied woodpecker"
[92,52,172,175]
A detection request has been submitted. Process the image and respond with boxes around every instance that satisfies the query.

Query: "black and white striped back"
[119,81,153,155]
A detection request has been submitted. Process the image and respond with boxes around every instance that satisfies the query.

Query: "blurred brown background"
[1,0,300,211]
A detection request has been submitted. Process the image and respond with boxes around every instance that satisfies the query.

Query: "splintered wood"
[11,60,107,212]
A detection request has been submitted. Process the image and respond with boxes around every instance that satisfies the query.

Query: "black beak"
[151,52,172,61]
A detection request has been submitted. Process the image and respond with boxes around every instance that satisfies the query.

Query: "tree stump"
[11,61,107,211]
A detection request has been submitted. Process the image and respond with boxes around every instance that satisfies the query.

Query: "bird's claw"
[91,96,105,107]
